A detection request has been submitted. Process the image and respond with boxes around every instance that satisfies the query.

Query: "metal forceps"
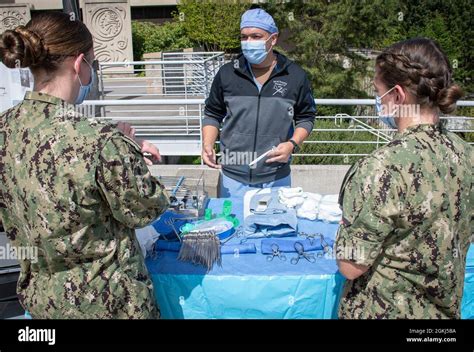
[291,241,316,264]
[267,243,287,262]
[299,231,322,246]
[318,234,332,258]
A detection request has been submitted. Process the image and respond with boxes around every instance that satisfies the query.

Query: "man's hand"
[266,141,294,164]
[202,144,221,169]
[138,139,162,166]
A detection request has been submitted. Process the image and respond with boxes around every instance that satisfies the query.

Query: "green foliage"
[264,0,402,104]
[131,20,194,61]
[179,155,202,164]
[381,0,473,97]
[176,0,252,52]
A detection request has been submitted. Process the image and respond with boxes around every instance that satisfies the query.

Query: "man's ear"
[394,84,407,105]
[271,34,278,46]
[73,53,85,76]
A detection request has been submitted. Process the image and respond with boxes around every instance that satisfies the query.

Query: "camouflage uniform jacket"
[0,92,169,319]
[336,123,473,319]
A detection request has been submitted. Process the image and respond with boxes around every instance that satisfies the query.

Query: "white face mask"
[375,86,398,129]
[75,57,95,105]
[241,35,274,64]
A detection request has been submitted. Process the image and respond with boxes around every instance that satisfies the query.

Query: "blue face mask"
[241,35,274,65]
[375,86,398,129]
[75,58,95,105]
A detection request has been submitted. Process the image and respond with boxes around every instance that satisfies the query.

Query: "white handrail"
[81,98,474,106]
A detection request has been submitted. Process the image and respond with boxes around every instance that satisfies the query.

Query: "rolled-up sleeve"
[293,73,316,134]
[335,157,404,267]
[96,134,170,229]
[203,69,226,128]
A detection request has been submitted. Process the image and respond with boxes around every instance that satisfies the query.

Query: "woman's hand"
[116,122,161,165]
[138,139,162,165]
[116,122,135,139]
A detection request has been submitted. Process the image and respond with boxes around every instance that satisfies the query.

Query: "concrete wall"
[148,164,351,198]
[0,3,31,33]
[18,0,63,10]
[82,0,134,69]
[290,165,351,194]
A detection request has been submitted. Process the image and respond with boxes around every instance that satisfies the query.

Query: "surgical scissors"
[290,241,316,264]
[267,243,287,262]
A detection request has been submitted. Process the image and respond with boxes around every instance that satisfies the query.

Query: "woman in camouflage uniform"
[0,12,169,318]
[336,38,472,319]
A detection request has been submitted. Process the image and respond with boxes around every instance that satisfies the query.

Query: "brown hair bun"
[0,26,47,69]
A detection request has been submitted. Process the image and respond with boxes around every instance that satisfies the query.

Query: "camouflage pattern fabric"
[0,91,169,319]
[336,123,473,319]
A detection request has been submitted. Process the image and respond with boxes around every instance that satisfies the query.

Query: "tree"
[176,0,253,52]
[131,21,194,61]
[388,0,473,98]
[263,0,402,105]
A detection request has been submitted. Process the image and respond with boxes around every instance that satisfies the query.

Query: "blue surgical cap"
[240,9,278,34]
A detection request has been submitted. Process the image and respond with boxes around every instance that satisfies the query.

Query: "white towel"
[318,195,342,223]
[321,194,339,204]
[279,195,306,208]
[278,187,306,208]
[296,198,319,220]
[306,192,323,203]
[278,189,341,222]
[278,190,322,219]
[278,187,304,199]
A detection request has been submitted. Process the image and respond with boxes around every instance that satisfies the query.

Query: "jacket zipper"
[250,93,261,184]
[248,66,283,184]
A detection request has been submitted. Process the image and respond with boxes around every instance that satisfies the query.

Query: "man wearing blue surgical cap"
[202,8,316,198]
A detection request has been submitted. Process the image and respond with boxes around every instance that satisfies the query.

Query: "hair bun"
[437,84,464,114]
[15,26,47,67]
[0,25,47,68]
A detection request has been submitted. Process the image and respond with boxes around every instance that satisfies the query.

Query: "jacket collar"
[234,50,292,80]
[24,91,65,106]
[396,123,443,138]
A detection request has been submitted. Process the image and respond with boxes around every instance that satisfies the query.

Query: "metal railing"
[97,52,225,100]
[79,98,474,160]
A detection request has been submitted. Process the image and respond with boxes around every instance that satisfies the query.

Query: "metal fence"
[98,52,225,100]
[79,98,474,161]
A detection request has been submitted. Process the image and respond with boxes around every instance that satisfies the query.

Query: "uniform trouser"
[220,172,291,199]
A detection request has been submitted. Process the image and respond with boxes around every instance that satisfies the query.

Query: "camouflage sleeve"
[335,156,405,267]
[97,134,170,229]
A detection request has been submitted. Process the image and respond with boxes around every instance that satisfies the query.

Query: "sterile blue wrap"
[155,239,256,255]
